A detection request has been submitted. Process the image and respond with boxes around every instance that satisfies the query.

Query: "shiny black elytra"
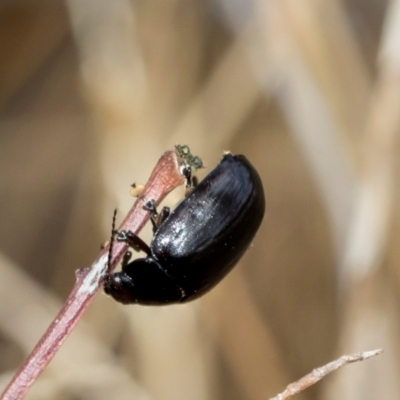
[104,153,265,305]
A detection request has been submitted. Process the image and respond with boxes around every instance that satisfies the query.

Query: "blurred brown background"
[1,1,400,399]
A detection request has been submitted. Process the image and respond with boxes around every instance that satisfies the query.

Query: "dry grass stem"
[269,349,383,400]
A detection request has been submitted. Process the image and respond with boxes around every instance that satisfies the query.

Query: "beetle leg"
[143,199,156,213]
[157,206,170,226]
[180,163,192,188]
[191,175,199,188]
[143,199,157,232]
[115,230,152,256]
[184,175,199,196]
[143,199,170,232]
[180,163,201,196]
[121,250,132,270]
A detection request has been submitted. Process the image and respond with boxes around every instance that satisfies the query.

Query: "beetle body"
[104,153,265,305]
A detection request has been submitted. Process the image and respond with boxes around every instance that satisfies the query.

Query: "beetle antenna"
[107,208,118,272]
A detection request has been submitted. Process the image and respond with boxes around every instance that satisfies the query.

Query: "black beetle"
[104,153,265,305]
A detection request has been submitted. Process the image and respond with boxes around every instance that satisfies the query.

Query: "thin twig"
[269,349,383,400]
[0,150,185,400]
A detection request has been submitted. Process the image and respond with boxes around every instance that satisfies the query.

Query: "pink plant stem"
[1,150,185,400]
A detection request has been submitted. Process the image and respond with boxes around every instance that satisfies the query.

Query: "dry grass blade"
[269,349,383,400]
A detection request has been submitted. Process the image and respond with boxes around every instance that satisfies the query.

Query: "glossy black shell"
[152,153,265,301]
[104,153,265,305]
